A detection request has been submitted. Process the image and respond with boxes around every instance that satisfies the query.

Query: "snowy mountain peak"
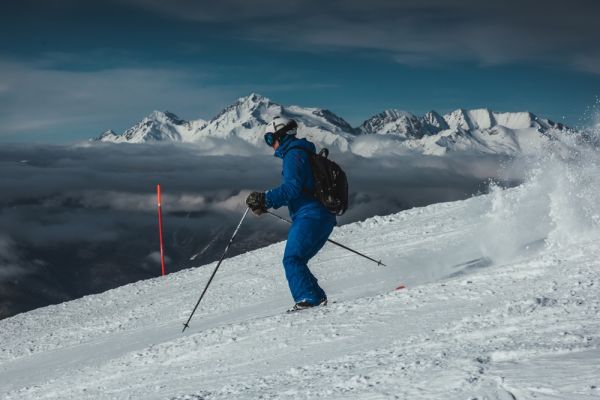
[226,93,278,118]
[237,92,270,105]
[199,94,357,149]
[493,111,541,130]
[423,111,450,131]
[283,106,355,134]
[95,129,119,142]
[313,108,350,129]
[199,93,283,144]
[144,110,185,125]
[359,109,427,138]
[212,93,280,124]
[442,108,550,131]
[443,108,494,131]
[95,110,205,143]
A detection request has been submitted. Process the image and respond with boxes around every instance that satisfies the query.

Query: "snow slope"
[96,94,573,156]
[1,147,599,399]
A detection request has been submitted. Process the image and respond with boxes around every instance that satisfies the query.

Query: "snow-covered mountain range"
[96,93,571,156]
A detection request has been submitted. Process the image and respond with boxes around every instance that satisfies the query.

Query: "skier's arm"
[264,149,308,209]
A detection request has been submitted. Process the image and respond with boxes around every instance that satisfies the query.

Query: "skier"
[246,116,336,312]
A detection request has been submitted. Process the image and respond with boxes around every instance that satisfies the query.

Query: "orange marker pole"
[157,184,166,276]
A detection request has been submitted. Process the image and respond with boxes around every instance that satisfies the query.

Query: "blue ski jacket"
[264,137,336,224]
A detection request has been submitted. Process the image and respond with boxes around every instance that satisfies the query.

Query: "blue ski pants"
[283,216,334,305]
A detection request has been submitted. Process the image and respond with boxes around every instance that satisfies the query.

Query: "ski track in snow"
[1,156,600,399]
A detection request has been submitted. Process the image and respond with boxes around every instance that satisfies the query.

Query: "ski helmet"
[264,116,298,146]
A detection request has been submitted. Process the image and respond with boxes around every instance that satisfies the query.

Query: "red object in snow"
[157,184,166,276]
[395,284,406,290]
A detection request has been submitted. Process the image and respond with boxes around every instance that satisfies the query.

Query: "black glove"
[246,191,266,215]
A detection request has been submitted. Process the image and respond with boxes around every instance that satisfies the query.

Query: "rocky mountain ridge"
[96,93,570,156]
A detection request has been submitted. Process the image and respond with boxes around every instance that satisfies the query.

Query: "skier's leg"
[283,217,334,304]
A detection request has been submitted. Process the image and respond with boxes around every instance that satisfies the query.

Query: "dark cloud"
[126,0,600,71]
[0,142,521,318]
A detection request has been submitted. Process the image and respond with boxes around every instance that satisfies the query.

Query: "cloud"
[0,234,49,318]
[123,0,600,72]
[572,54,600,75]
[0,58,239,140]
[123,0,309,22]
[146,251,172,266]
[0,142,521,318]
[0,235,35,280]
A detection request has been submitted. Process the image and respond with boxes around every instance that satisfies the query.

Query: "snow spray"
[475,126,600,264]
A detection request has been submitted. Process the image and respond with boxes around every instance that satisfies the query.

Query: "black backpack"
[291,147,349,216]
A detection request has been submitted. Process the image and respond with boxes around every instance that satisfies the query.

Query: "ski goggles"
[263,122,298,147]
[264,132,277,146]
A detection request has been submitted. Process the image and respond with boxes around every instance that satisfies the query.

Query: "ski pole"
[265,210,386,267]
[182,207,250,333]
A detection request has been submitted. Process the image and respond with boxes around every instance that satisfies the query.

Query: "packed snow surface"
[1,146,599,399]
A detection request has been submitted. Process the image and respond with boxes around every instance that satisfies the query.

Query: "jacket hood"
[274,137,316,159]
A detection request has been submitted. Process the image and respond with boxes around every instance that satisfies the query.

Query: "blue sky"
[1,0,599,142]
